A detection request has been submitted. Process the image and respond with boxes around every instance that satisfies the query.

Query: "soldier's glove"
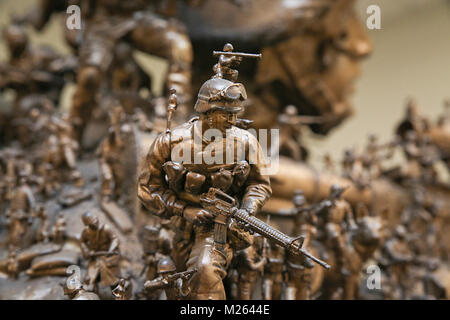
[182,206,214,225]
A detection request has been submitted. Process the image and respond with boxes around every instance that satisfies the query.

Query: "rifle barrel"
[213,51,262,59]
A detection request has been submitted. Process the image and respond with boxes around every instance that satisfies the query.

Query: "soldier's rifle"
[200,187,331,269]
[212,51,262,60]
[146,269,198,290]
[166,268,197,283]
[89,251,120,258]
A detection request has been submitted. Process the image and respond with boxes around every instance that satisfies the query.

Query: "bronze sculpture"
[80,211,121,291]
[0,0,448,302]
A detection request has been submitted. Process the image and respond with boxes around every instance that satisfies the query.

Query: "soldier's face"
[205,110,237,131]
[308,0,372,132]
[261,0,372,134]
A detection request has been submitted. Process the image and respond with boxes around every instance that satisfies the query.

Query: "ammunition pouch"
[211,168,233,193]
[162,161,186,192]
[227,218,253,251]
[184,171,206,194]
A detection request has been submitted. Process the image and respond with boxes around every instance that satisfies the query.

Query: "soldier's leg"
[9,220,21,247]
[326,223,348,273]
[271,274,284,300]
[100,162,113,200]
[71,31,115,141]
[285,282,297,300]
[129,12,193,105]
[238,280,252,300]
[112,164,125,200]
[87,259,100,287]
[238,272,256,300]
[262,277,273,300]
[295,270,312,300]
[185,230,232,300]
[342,274,357,300]
[171,217,194,271]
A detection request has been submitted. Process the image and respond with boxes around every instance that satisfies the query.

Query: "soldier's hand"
[183,206,214,225]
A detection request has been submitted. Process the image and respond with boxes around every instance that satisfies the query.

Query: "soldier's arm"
[105,226,120,253]
[240,134,272,215]
[25,187,36,214]
[344,202,357,230]
[138,133,186,219]
[247,252,265,271]
[144,277,168,291]
[79,230,90,258]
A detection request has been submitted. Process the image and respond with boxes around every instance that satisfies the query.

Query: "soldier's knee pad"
[195,258,219,280]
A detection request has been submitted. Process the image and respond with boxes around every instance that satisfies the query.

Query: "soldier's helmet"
[157,257,176,274]
[194,78,247,114]
[82,211,99,229]
[329,184,345,198]
[223,43,234,52]
[285,105,298,117]
[292,189,306,207]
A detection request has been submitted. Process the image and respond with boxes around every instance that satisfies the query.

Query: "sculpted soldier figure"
[66,0,196,141]
[6,171,35,248]
[381,225,414,299]
[183,0,372,133]
[80,211,121,290]
[63,281,100,301]
[234,234,265,300]
[35,205,50,243]
[52,213,67,244]
[323,153,336,174]
[0,24,66,106]
[141,225,171,285]
[96,106,128,201]
[112,278,133,300]
[285,190,318,300]
[144,257,195,300]
[261,241,285,300]
[318,184,357,276]
[43,116,83,186]
[138,58,272,299]
[6,247,19,279]
[212,43,243,82]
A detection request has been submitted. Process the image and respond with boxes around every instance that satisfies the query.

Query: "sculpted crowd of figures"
[0,0,448,300]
